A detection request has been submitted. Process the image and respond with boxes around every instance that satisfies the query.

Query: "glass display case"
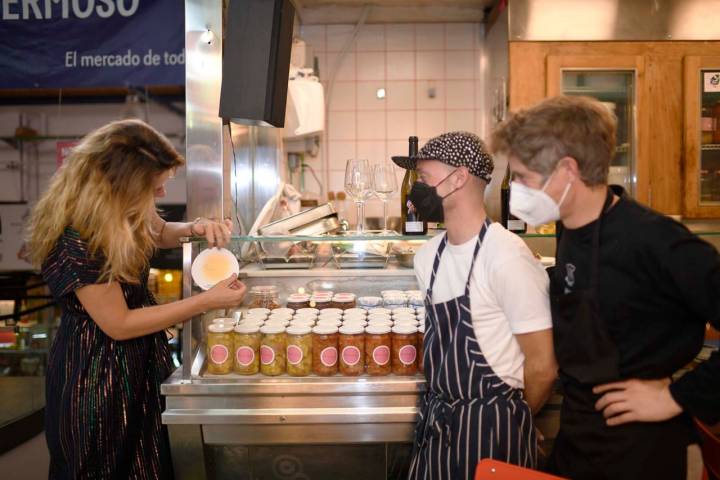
[684,56,720,218]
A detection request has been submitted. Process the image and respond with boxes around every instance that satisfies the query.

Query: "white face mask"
[510,172,571,227]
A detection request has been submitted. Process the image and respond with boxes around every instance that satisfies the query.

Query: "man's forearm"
[524,368,557,414]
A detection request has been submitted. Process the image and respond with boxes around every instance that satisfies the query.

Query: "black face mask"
[407,170,460,223]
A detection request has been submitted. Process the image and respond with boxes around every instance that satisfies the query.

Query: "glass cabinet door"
[683,56,720,218]
[561,71,636,196]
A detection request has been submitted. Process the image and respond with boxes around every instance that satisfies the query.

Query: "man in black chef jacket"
[491,95,719,480]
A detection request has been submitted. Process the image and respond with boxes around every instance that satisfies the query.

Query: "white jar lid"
[234,324,260,334]
[342,319,368,327]
[369,308,392,316]
[312,324,338,335]
[212,317,236,324]
[248,308,271,315]
[238,319,264,328]
[287,294,311,302]
[272,308,295,316]
[260,324,286,335]
[296,308,320,315]
[368,313,391,322]
[392,324,418,335]
[344,308,367,317]
[265,319,290,327]
[289,318,315,326]
[316,319,342,327]
[208,323,234,333]
[418,324,425,334]
[318,313,342,321]
[339,324,365,335]
[392,307,416,315]
[394,318,419,325]
[322,308,344,315]
[365,324,391,335]
[268,313,293,322]
[286,325,312,336]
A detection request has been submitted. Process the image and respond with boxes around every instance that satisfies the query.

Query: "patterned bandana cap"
[392,131,494,183]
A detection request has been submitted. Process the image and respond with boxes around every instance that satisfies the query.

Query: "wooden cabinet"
[508,41,720,218]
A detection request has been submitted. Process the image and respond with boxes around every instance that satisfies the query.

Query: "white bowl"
[191,248,239,290]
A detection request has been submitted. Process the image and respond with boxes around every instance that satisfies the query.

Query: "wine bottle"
[401,136,427,235]
[501,166,527,234]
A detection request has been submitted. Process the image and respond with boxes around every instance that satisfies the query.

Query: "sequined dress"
[42,228,174,479]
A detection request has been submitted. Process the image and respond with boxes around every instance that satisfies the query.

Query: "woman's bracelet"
[190,217,202,236]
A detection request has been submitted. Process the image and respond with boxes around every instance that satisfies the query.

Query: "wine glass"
[372,163,398,234]
[344,159,373,233]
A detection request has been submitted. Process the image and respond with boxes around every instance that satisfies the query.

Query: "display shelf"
[238,262,417,278]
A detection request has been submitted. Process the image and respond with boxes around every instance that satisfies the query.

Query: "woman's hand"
[192,218,233,248]
[203,274,247,310]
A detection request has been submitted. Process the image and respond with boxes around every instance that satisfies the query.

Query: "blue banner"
[0,0,184,89]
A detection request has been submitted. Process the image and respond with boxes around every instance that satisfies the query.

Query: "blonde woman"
[28,119,246,479]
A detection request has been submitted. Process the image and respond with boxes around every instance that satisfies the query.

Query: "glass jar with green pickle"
[207,324,234,375]
[233,324,261,375]
[260,324,286,376]
[285,325,313,377]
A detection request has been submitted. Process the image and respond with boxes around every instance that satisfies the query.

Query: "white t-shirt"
[414,222,552,389]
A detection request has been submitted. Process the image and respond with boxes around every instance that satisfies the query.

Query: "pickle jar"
[339,324,365,376]
[310,294,333,310]
[207,324,234,375]
[233,324,261,375]
[358,296,383,310]
[417,324,425,374]
[287,294,311,311]
[364,324,392,376]
[260,324,286,376]
[286,325,313,377]
[332,293,357,310]
[248,286,281,310]
[391,324,418,375]
[312,325,339,376]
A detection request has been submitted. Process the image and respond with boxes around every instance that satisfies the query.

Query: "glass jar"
[417,324,425,374]
[392,324,418,375]
[233,324,261,375]
[286,294,311,311]
[383,295,407,309]
[310,294,333,310]
[312,325,339,376]
[339,324,365,376]
[365,325,392,376]
[332,293,357,310]
[207,324,234,375]
[286,325,313,377]
[248,286,281,310]
[408,295,425,309]
[260,324,286,376]
[358,296,383,310]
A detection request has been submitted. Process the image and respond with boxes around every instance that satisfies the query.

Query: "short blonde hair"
[27,119,184,283]
[491,96,616,186]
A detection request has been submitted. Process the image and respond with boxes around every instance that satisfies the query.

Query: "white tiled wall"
[300,22,484,218]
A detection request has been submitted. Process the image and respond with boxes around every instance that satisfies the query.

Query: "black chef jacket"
[555,185,719,424]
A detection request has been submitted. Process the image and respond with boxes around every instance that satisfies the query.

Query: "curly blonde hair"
[27,119,184,283]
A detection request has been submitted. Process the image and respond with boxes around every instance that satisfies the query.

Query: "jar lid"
[392,324,418,335]
[312,325,339,335]
[272,308,295,316]
[234,324,260,334]
[265,319,290,327]
[293,314,318,322]
[418,324,425,333]
[344,308,367,316]
[268,313,293,321]
[296,308,319,315]
[339,324,365,335]
[365,324,391,335]
[343,314,367,322]
[368,319,393,328]
[368,313,391,322]
[247,308,271,315]
[394,319,419,328]
[342,319,368,327]
[358,296,383,305]
[260,324,286,334]
[312,290,334,296]
[318,312,342,320]
[332,293,356,301]
[286,325,312,336]
[391,307,416,315]
[323,308,344,315]
[369,308,392,316]
[238,319,265,327]
[250,285,278,294]
[393,314,418,322]
[287,294,311,302]
[289,319,315,327]
[212,317,236,324]
[381,290,404,296]
[316,319,342,327]
[208,323,234,333]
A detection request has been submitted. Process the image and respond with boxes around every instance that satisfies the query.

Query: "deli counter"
[162,232,438,480]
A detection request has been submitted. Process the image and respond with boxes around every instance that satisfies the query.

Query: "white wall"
[298,22,485,220]
[0,103,187,206]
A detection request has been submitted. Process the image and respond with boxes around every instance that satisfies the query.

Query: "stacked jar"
[312,324,339,376]
[338,324,365,376]
[248,286,281,310]
[365,324,392,376]
[332,293,357,310]
[286,293,311,311]
[391,324,418,375]
[207,323,234,375]
[233,324,261,375]
[286,325,313,377]
[260,324,286,376]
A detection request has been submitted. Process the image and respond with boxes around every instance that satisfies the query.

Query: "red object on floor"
[695,418,720,480]
[475,460,568,479]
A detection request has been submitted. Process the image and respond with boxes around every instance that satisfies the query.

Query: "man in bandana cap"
[393,131,557,479]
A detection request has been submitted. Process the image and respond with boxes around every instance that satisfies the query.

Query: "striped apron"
[408,219,537,480]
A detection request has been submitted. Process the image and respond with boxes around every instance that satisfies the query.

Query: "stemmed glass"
[372,163,398,234]
[344,159,373,233]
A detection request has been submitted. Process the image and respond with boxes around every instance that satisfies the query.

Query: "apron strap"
[427,234,449,298]
[589,188,615,289]
[464,218,492,296]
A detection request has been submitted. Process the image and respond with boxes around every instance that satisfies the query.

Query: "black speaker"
[219,0,295,127]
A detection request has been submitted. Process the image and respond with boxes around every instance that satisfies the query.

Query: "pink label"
[287,345,304,365]
[399,345,417,366]
[320,347,338,367]
[372,346,390,366]
[341,346,361,366]
[260,345,276,365]
[235,346,255,367]
[210,344,229,365]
